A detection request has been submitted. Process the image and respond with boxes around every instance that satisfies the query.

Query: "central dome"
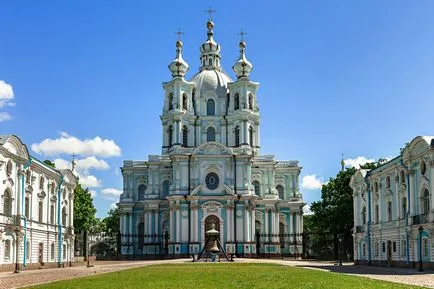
[190,69,233,97]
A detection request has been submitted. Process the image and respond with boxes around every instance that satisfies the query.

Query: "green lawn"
[27,263,422,289]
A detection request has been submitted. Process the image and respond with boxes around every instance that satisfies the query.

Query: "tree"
[43,160,56,168]
[102,208,120,234]
[73,184,97,234]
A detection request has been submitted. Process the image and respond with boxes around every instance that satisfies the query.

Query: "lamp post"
[418,226,423,272]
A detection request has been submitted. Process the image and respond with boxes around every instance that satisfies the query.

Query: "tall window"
[423,238,429,258]
[138,184,146,201]
[386,176,390,189]
[207,99,215,115]
[3,189,12,216]
[420,161,427,176]
[249,126,254,146]
[387,201,392,222]
[252,181,260,196]
[400,170,405,184]
[162,180,170,198]
[38,200,43,223]
[62,207,67,226]
[422,189,430,214]
[362,207,366,225]
[26,170,31,184]
[208,58,213,66]
[279,222,285,248]
[25,197,30,219]
[207,127,215,142]
[39,176,44,190]
[26,241,30,260]
[182,93,187,110]
[234,93,240,110]
[375,242,379,256]
[234,126,240,147]
[401,197,407,219]
[4,240,11,259]
[168,93,173,110]
[51,182,55,195]
[375,205,379,224]
[276,185,284,200]
[182,126,188,147]
[374,182,378,193]
[51,243,55,259]
[248,93,253,110]
[168,126,173,146]
[401,240,407,256]
[50,203,55,224]
[362,243,366,256]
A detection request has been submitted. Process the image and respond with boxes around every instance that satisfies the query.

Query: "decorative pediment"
[202,201,223,215]
[193,142,233,156]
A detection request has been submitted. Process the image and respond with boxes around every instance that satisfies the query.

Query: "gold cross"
[175,28,184,41]
[205,7,216,20]
[238,29,247,41]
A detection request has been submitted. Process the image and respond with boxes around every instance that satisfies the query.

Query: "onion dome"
[232,41,253,79]
[168,40,189,78]
[199,20,222,71]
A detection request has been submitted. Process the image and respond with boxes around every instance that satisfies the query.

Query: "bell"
[209,240,220,253]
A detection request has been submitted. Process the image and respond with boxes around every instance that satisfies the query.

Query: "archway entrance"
[204,215,220,251]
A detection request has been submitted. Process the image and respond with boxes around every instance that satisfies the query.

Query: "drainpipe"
[21,157,32,267]
[366,178,372,265]
[57,175,64,267]
[400,159,411,264]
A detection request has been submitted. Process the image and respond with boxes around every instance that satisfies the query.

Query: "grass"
[27,263,422,289]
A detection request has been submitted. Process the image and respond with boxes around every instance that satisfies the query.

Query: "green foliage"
[102,208,120,234]
[28,263,422,289]
[43,159,55,168]
[73,184,97,234]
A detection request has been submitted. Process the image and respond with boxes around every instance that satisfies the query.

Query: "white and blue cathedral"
[118,18,305,257]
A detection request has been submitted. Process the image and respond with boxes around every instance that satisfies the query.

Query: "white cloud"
[303,204,313,215]
[110,202,118,210]
[54,157,109,188]
[344,156,375,168]
[101,188,122,198]
[31,132,121,157]
[0,80,14,101]
[79,175,101,188]
[301,174,324,190]
[0,112,12,122]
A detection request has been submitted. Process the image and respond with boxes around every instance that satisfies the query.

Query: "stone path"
[0,259,432,289]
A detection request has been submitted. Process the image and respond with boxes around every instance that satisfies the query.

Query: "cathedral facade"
[118,19,304,257]
[351,136,433,269]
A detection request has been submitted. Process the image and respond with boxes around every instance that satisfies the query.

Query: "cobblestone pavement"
[0,258,432,289]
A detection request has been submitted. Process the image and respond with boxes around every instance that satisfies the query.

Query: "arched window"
[276,185,284,200]
[249,126,254,146]
[26,170,31,184]
[51,182,55,195]
[62,207,67,226]
[420,161,427,176]
[374,182,378,193]
[168,93,173,110]
[50,202,55,224]
[138,222,144,251]
[4,239,11,260]
[248,93,253,110]
[207,99,215,116]
[207,127,215,142]
[387,201,392,222]
[182,93,188,110]
[234,126,240,147]
[182,126,188,147]
[362,207,366,225]
[422,189,430,214]
[375,242,379,256]
[38,200,44,223]
[252,181,260,196]
[39,176,44,190]
[208,58,213,66]
[168,126,173,146]
[234,93,240,110]
[162,180,171,199]
[3,189,12,216]
[386,176,390,189]
[138,184,146,201]
[6,160,12,176]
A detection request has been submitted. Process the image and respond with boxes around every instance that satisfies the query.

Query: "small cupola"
[232,40,253,79]
[168,40,189,78]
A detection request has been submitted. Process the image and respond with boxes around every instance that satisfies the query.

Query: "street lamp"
[418,226,424,272]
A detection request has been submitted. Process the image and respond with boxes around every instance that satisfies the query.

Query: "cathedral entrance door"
[204,215,220,251]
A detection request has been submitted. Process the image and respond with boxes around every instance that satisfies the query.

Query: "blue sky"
[2,1,434,217]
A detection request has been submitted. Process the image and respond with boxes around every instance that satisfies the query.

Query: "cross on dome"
[205,7,216,20]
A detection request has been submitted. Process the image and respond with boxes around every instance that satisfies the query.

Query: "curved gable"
[403,136,434,161]
[0,135,30,160]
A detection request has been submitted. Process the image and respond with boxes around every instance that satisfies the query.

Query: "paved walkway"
[0,259,432,289]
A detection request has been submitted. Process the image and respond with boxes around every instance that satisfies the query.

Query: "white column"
[245,208,250,242]
[244,121,248,144]
[176,206,180,242]
[170,206,174,240]
[289,213,293,234]
[154,211,159,235]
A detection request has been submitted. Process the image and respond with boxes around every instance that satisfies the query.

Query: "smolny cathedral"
[118,18,305,257]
